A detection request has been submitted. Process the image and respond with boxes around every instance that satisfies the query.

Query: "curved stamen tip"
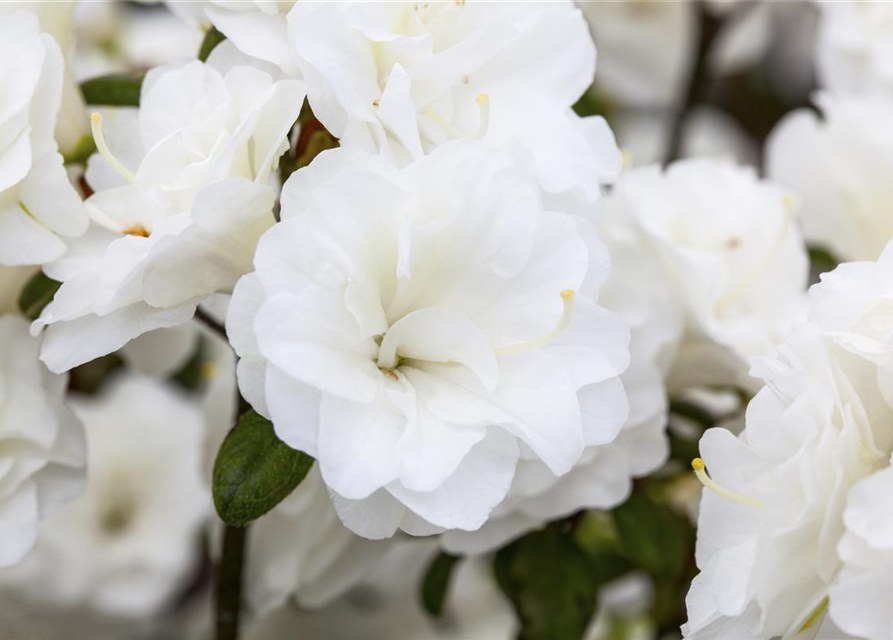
[91,111,136,184]
[475,93,489,105]
[495,289,576,356]
[691,457,763,509]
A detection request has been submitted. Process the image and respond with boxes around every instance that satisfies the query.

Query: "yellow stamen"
[495,290,575,357]
[422,93,490,140]
[90,112,136,184]
[691,458,763,508]
[797,596,829,634]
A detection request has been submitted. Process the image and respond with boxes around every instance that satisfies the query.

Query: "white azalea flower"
[166,0,298,75]
[815,1,893,98]
[228,142,630,538]
[0,315,85,567]
[809,237,893,374]
[288,0,620,203]
[0,2,90,157]
[767,93,893,262]
[603,158,808,390]
[829,467,893,640]
[32,58,305,373]
[442,195,683,553]
[0,11,87,267]
[0,375,209,616]
[683,323,893,639]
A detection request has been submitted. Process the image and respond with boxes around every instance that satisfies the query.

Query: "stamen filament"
[691,458,763,508]
[90,112,136,184]
[495,290,575,356]
[423,93,490,140]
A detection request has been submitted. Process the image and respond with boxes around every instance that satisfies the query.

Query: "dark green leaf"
[18,272,61,320]
[421,552,461,617]
[808,245,839,280]
[213,410,315,526]
[495,524,599,640]
[611,492,691,580]
[198,27,226,62]
[81,73,144,106]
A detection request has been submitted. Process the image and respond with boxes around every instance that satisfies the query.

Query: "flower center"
[691,457,763,508]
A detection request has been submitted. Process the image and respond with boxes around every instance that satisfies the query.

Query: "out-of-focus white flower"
[0,2,91,157]
[683,323,893,639]
[243,467,385,613]
[603,158,808,391]
[165,1,298,75]
[32,58,305,373]
[228,142,629,538]
[288,0,620,203]
[242,541,515,640]
[442,196,682,553]
[767,93,893,262]
[0,315,85,567]
[0,375,208,616]
[580,0,771,109]
[0,11,87,267]
[815,1,893,98]
[829,467,893,640]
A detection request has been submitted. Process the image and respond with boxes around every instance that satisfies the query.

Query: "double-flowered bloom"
[228,142,630,537]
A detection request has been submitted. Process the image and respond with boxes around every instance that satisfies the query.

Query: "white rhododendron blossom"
[228,142,630,538]
[0,11,87,267]
[815,1,893,98]
[0,375,209,616]
[602,158,808,390]
[683,325,893,639]
[0,315,85,567]
[684,239,893,639]
[32,58,305,373]
[167,0,298,75]
[0,266,36,316]
[768,93,893,262]
[243,467,385,613]
[288,0,621,203]
[443,204,683,553]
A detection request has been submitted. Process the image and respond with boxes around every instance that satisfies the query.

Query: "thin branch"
[664,1,759,165]
[195,306,228,341]
[215,524,249,640]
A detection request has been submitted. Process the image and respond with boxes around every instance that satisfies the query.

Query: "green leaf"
[611,492,692,580]
[421,552,461,617]
[494,524,599,640]
[81,73,144,107]
[198,26,226,62]
[213,410,315,526]
[18,272,61,320]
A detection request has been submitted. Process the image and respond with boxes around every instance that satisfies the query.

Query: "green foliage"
[421,552,461,617]
[611,491,691,580]
[213,410,315,526]
[18,272,60,320]
[495,523,601,640]
[199,27,227,62]
[808,245,839,279]
[62,134,98,166]
[81,73,143,107]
